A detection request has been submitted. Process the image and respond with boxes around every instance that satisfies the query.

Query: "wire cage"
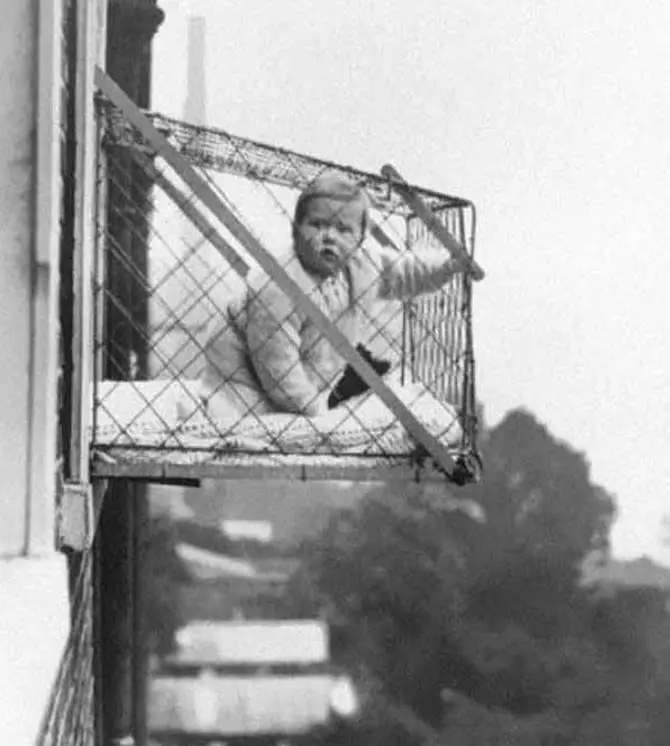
[90,70,482,486]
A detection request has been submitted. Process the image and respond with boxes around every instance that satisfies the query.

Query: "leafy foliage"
[461,408,615,570]
[284,408,670,745]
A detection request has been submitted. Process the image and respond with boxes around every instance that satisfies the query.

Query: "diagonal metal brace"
[381,164,485,282]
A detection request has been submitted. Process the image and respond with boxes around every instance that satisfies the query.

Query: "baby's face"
[294,196,365,279]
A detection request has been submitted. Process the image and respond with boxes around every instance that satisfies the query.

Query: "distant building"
[149,673,354,742]
[150,620,359,744]
[169,619,330,669]
[175,541,299,621]
[222,519,274,544]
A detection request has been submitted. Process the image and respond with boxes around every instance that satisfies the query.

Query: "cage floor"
[91,379,465,483]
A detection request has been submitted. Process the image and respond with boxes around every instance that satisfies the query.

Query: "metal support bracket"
[57,479,106,551]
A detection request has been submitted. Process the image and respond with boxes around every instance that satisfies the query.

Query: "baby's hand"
[302,393,330,417]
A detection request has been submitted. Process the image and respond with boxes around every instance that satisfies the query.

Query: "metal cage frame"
[88,67,483,488]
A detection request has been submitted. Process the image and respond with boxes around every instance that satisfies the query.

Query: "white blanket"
[95,376,462,457]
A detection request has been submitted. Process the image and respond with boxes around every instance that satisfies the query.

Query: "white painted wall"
[0,0,36,554]
[0,1,70,743]
[0,557,71,743]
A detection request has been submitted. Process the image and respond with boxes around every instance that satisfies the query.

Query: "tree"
[282,408,635,743]
[460,409,615,573]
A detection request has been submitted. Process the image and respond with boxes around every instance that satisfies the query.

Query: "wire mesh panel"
[36,547,99,746]
[91,76,481,485]
[405,210,479,457]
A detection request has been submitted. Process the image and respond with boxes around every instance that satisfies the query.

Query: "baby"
[192,172,466,420]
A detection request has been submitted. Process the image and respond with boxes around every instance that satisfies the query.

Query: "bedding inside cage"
[94,372,462,456]
[92,376,467,484]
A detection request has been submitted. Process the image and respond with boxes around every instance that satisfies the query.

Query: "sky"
[151,0,670,564]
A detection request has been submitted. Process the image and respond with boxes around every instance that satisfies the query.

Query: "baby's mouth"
[321,248,339,265]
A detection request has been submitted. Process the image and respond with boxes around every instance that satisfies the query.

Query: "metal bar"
[132,111,473,212]
[91,454,452,483]
[381,164,485,282]
[369,219,402,251]
[90,459,483,517]
[94,66,458,478]
[94,108,109,434]
[130,148,250,277]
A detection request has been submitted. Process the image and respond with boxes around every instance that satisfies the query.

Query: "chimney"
[184,15,207,125]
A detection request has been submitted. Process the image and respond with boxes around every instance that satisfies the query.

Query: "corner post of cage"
[402,213,415,388]
[460,202,480,453]
[93,99,109,436]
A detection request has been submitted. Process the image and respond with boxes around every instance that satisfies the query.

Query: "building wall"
[0,1,70,743]
[0,0,36,554]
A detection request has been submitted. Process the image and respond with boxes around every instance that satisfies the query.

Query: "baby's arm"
[377,245,465,301]
[246,282,327,416]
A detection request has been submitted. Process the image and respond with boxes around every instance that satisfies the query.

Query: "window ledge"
[0,553,70,745]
